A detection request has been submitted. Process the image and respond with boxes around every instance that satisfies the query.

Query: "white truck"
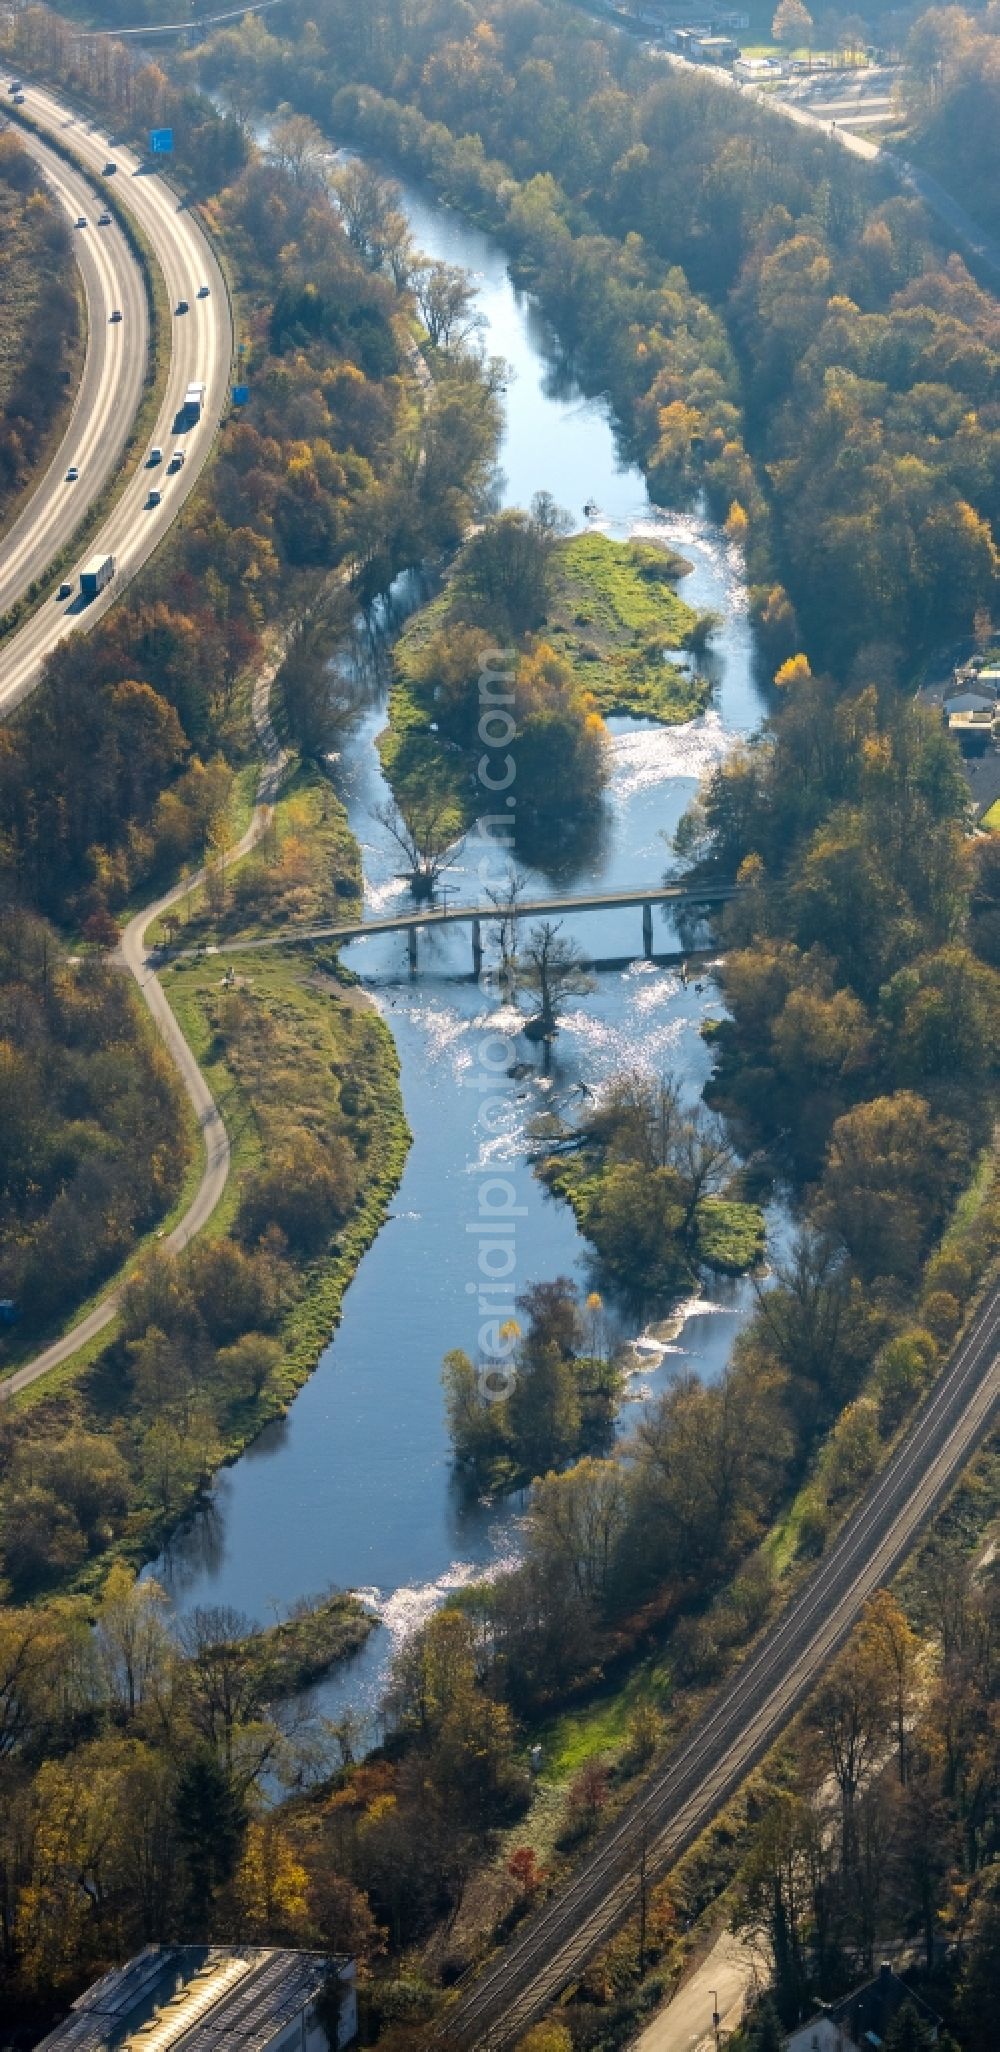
[79,553,115,600]
[181,381,206,424]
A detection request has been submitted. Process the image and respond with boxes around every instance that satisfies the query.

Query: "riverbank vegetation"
[192,0,998,685]
[151,760,361,951]
[0,904,190,1352]
[383,519,712,858]
[444,1279,619,1489]
[537,1071,765,1297]
[0,949,406,1601]
[349,682,1000,2036]
[0,1569,381,2036]
[0,127,80,531]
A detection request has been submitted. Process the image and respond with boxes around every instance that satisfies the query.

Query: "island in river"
[379,526,715,853]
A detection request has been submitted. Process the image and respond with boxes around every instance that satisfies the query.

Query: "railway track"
[443,1278,1000,2044]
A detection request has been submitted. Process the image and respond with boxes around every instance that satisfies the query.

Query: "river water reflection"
[152,168,782,1729]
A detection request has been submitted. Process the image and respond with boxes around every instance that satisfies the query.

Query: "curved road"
[0,127,147,615]
[444,1285,1000,2046]
[0,661,286,1403]
[0,76,233,716]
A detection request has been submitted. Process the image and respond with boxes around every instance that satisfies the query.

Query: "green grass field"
[382,530,712,833]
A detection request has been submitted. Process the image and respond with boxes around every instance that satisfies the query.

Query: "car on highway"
[168,449,186,471]
[75,216,87,229]
[197,283,210,298]
[109,309,122,323]
[12,93,24,104]
[57,581,72,600]
[147,488,162,508]
[65,466,79,482]
[176,298,190,315]
[148,446,163,466]
[8,80,22,93]
[97,210,112,226]
[103,161,117,175]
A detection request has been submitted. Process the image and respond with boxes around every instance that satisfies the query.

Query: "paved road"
[0,661,287,1404]
[0,128,147,616]
[0,75,233,716]
[444,1281,1000,2045]
[738,73,1000,285]
[634,1931,758,2052]
[602,7,1000,286]
[0,333,435,1403]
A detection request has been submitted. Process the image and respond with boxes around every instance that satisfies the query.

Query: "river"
[152,170,778,1733]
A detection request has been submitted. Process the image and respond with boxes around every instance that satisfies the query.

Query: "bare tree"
[330,159,414,283]
[484,865,529,991]
[413,259,484,351]
[267,111,327,188]
[520,921,593,1042]
[674,1105,736,1233]
[589,1071,686,1170]
[278,590,361,759]
[372,796,464,900]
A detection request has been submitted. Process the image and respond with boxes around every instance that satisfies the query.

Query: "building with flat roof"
[33,1946,357,2052]
[735,54,784,80]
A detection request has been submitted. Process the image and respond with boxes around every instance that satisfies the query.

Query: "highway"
[0,124,147,617]
[0,77,233,717]
[444,1284,1000,2045]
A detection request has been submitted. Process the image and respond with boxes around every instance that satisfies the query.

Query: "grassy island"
[539,531,707,721]
[380,516,715,860]
[536,1071,766,1300]
[234,1589,376,1699]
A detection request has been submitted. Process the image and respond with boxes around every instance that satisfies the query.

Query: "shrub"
[920,1290,962,1346]
[239,1130,357,1255]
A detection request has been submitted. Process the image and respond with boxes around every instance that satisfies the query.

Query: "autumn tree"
[734,1792,818,2024]
[413,259,483,350]
[810,1626,893,1861]
[460,495,569,636]
[772,0,814,49]
[816,1093,965,1282]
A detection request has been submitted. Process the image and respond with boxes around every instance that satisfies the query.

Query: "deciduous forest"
[2,1,1000,2047]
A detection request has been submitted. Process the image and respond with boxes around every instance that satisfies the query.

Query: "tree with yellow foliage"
[774,652,812,688]
[232,1819,311,1941]
[515,2026,573,2052]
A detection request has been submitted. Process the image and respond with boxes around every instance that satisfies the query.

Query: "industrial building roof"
[34,1946,341,2052]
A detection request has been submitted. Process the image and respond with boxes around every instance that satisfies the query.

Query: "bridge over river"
[191,880,740,974]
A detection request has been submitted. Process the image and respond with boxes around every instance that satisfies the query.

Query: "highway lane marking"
[0,82,232,713]
[0,143,140,605]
